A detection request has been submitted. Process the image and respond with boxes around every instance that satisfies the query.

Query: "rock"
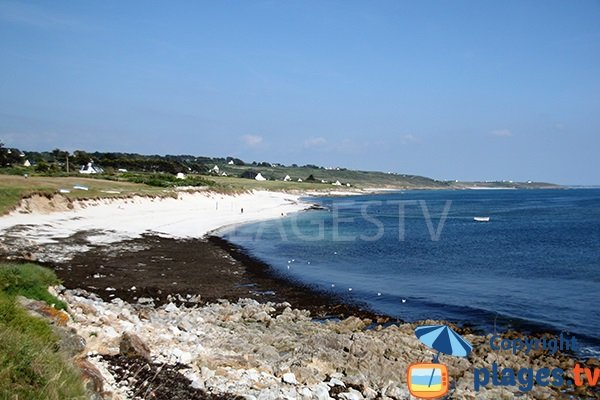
[314,383,333,400]
[254,311,272,324]
[282,372,298,385]
[177,319,194,332]
[119,332,151,361]
[55,327,86,357]
[74,357,104,400]
[103,326,119,339]
[333,316,369,333]
[137,297,154,305]
[328,377,345,387]
[362,387,378,399]
[171,348,193,364]
[339,388,364,400]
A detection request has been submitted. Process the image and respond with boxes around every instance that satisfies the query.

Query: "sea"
[221,189,600,357]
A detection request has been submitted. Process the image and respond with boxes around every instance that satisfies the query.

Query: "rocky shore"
[1,194,598,399]
[38,285,594,400]
[6,233,595,400]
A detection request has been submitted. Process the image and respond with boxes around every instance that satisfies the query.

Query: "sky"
[1,1,599,185]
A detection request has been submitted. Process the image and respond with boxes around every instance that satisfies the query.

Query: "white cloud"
[303,137,327,148]
[400,134,419,144]
[241,134,263,147]
[491,129,513,138]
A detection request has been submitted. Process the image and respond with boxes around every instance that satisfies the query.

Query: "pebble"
[55,288,566,400]
[282,372,298,385]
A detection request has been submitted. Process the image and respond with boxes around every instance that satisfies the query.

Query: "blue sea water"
[221,189,600,356]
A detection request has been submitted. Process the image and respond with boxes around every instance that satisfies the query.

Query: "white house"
[297,178,303,182]
[228,160,235,165]
[332,180,342,186]
[79,162,104,174]
[210,165,220,174]
[176,172,186,180]
[255,173,267,181]
[23,160,31,167]
[283,175,291,181]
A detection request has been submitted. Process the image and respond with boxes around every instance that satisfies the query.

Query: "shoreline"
[1,189,598,399]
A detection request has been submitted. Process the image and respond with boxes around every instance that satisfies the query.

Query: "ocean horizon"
[222,188,600,358]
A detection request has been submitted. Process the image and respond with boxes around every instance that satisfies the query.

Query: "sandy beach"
[0,190,307,262]
[1,190,597,400]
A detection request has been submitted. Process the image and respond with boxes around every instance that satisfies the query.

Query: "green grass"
[122,172,214,187]
[213,164,451,189]
[0,174,172,215]
[0,264,67,310]
[0,263,86,400]
[0,166,560,216]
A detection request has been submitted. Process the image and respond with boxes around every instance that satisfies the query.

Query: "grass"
[0,174,171,215]
[0,264,67,310]
[0,263,86,400]
[0,167,560,215]
[213,164,450,189]
[204,175,333,192]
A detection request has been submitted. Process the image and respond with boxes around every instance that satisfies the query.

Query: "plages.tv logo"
[408,324,473,399]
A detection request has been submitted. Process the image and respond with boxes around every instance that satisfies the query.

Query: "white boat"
[474,216,490,222]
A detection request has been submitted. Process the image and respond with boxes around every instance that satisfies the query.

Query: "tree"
[0,142,22,166]
[240,170,258,179]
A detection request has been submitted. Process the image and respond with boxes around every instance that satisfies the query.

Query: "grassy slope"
[0,175,169,215]
[213,164,450,189]
[0,263,86,400]
[0,166,560,215]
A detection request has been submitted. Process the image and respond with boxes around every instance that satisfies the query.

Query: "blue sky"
[1,1,599,184]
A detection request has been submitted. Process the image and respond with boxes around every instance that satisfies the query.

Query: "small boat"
[58,189,71,194]
[474,216,490,222]
[73,185,89,191]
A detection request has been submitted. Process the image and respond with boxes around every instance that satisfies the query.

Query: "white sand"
[0,191,307,246]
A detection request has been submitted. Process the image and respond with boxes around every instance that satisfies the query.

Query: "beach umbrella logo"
[415,324,473,362]
[407,324,473,399]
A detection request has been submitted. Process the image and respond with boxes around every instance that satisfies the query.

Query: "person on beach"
[241,208,244,214]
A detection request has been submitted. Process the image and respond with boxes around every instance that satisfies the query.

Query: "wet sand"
[52,234,390,323]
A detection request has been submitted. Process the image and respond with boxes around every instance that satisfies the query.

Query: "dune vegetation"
[0,263,86,400]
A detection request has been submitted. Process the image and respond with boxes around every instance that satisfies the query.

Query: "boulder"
[74,357,104,400]
[119,333,151,361]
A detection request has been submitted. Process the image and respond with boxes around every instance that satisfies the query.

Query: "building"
[79,162,104,174]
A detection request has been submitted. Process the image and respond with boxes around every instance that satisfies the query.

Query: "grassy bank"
[0,174,170,215]
[0,263,86,400]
